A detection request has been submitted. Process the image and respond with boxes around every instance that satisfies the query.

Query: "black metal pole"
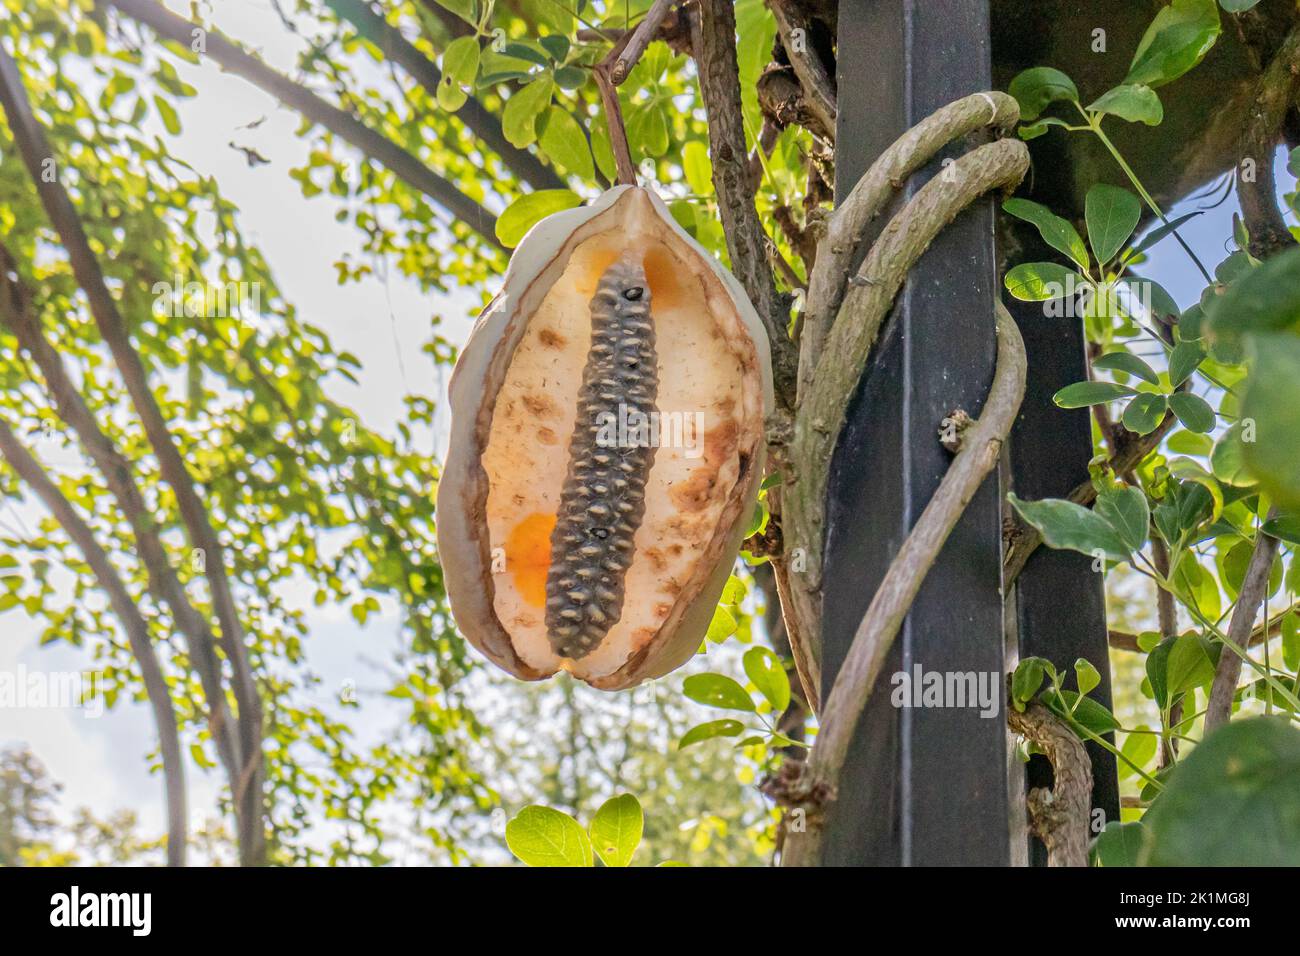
[820,0,1011,865]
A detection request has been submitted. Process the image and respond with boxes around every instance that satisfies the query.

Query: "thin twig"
[1206,510,1281,731]
[325,0,565,191]
[100,0,503,250]
[780,305,1027,865]
[610,0,675,84]
[593,27,640,186]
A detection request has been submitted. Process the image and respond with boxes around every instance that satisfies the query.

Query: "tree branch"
[800,91,1019,396]
[779,303,1027,865]
[0,240,243,840]
[767,0,837,144]
[1151,536,1181,768]
[0,50,266,863]
[1007,700,1093,867]
[325,0,566,192]
[610,0,675,84]
[98,0,504,251]
[1108,599,1298,653]
[0,421,188,867]
[692,0,799,409]
[1238,25,1300,261]
[1206,511,1281,732]
[782,137,1030,697]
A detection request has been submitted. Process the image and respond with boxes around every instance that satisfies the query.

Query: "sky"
[1,0,1296,855]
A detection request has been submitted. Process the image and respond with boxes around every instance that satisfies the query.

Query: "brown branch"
[0,421,188,867]
[1007,700,1093,867]
[780,304,1027,865]
[610,0,676,84]
[767,0,837,143]
[783,137,1030,698]
[1238,26,1300,261]
[800,91,1019,397]
[325,0,566,192]
[1206,511,1282,732]
[0,241,244,840]
[1108,599,1299,653]
[594,29,640,186]
[0,51,266,864]
[692,0,799,409]
[1002,411,1178,587]
[99,0,504,251]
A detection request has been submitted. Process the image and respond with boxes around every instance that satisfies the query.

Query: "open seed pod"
[437,186,773,690]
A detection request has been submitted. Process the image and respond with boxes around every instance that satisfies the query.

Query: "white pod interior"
[437,186,772,689]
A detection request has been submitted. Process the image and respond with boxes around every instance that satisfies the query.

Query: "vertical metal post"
[820,0,1010,865]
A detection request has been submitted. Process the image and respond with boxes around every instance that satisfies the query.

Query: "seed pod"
[437,186,772,690]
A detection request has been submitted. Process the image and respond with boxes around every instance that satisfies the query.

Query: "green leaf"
[437,36,480,111]
[494,189,582,247]
[1126,0,1221,89]
[627,102,669,159]
[682,140,712,196]
[1219,0,1262,11]
[1205,247,1300,351]
[1166,632,1215,696]
[505,805,593,867]
[1145,717,1300,866]
[1241,333,1300,508]
[1211,423,1255,487]
[705,605,738,643]
[1007,493,1131,562]
[1095,484,1150,552]
[1283,612,1299,672]
[682,673,755,712]
[1121,393,1168,435]
[1087,84,1163,125]
[1091,821,1147,866]
[678,718,745,749]
[502,76,554,148]
[1168,392,1215,433]
[1004,262,1084,301]
[1146,637,1175,709]
[743,646,791,712]
[1167,340,1205,388]
[1118,727,1157,781]
[1075,658,1101,697]
[1092,350,1159,385]
[1126,211,1204,259]
[1052,380,1137,408]
[1262,513,1300,546]
[1044,687,1121,735]
[153,95,181,135]
[1002,198,1089,269]
[1012,657,1048,705]
[1085,185,1142,265]
[538,106,594,181]
[589,794,643,867]
[1007,66,1079,121]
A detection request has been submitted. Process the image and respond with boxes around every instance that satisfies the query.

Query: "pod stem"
[594,0,675,187]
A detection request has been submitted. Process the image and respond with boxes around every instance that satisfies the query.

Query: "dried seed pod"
[437,186,772,690]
